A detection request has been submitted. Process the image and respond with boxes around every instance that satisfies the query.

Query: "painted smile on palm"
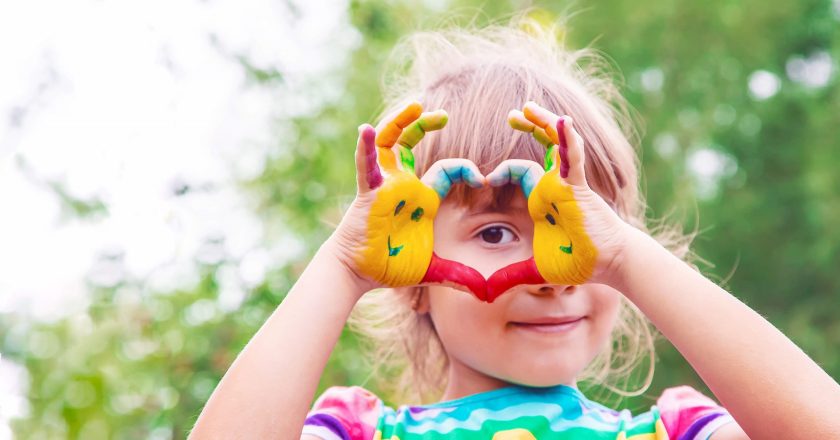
[356,101,599,303]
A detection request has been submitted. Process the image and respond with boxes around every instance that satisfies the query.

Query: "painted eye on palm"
[354,101,488,300]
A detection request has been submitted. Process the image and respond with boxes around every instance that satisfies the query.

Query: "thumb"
[557,116,588,187]
[355,124,382,192]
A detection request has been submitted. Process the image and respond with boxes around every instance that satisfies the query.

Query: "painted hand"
[484,102,629,302]
[333,101,488,300]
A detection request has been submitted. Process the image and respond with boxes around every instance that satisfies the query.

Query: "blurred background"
[1,0,838,438]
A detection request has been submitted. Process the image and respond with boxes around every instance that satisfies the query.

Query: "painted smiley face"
[388,200,426,256]
[528,173,596,286]
[358,170,441,286]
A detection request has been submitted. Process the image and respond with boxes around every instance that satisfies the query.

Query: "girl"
[189,17,840,439]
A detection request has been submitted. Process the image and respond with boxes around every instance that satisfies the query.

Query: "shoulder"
[302,386,383,440]
[311,385,381,411]
[656,385,741,440]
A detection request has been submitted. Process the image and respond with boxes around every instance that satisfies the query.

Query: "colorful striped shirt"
[302,384,735,439]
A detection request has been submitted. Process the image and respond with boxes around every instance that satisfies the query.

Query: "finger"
[421,253,487,302]
[510,108,560,174]
[543,144,561,174]
[558,116,587,186]
[396,110,448,150]
[485,159,545,199]
[392,110,449,174]
[508,109,554,148]
[521,102,573,180]
[355,124,382,192]
[375,101,423,148]
[522,101,562,146]
[486,257,547,303]
[421,158,486,199]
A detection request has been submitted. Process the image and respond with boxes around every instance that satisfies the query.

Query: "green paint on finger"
[398,145,415,174]
[544,145,557,172]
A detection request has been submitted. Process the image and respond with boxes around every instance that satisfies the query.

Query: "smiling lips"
[509,316,584,333]
[511,316,584,325]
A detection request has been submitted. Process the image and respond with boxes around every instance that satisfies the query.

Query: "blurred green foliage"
[4,0,839,438]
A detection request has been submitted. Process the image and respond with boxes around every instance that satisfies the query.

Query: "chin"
[496,364,580,388]
[503,375,575,388]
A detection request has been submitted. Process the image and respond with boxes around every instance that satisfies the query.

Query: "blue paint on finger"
[430,163,483,198]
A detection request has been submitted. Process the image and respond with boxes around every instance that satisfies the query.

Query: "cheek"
[588,285,622,339]
[427,287,501,348]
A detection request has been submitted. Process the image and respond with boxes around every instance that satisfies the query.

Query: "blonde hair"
[347,12,699,406]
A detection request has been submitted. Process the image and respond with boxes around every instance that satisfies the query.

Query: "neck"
[439,356,511,402]
[439,356,580,402]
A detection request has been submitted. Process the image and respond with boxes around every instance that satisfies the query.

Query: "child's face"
[422,186,621,395]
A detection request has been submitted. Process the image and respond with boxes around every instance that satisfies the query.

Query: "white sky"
[0,0,359,435]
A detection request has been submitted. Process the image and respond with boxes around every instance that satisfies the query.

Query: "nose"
[526,284,575,296]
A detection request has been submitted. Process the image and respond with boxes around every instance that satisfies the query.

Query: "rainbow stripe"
[372,384,668,439]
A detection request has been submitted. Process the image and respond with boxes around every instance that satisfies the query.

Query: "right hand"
[329,101,489,301]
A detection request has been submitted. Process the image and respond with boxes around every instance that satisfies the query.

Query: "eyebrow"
[461,203,513,218]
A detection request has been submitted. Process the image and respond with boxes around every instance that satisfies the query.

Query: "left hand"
[484,101,630,301]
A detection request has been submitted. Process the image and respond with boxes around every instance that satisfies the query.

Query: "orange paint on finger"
[376,146,399,172]
[376,102,423,148]
[509,110,553,148]
[523,103,560,145]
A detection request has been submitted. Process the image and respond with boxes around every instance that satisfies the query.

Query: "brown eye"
[479,226,515,245]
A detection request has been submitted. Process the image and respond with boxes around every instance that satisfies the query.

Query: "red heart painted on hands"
[419,106,593,304]
[357,101,594,304]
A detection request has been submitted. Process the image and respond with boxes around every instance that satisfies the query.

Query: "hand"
[484,101,630,301]
[329,101,489,300]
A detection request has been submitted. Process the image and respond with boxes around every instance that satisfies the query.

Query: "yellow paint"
[355,169,440,286]
[615,417,670,440]
[655,419,669,440]
[492,428,537,440]
[528,159,598,285]
[511,103,598,285]
[625,433,657,440]
[376,146,399,171]
[373,431,400,440]
[376,102,423,148]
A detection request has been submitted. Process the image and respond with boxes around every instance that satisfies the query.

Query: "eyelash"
[475,224,519,246]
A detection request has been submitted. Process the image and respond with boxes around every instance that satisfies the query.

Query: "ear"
[411,286,431,314]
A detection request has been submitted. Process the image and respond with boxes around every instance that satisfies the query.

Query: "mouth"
[387,235,404,256]
[508,316,585,333]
